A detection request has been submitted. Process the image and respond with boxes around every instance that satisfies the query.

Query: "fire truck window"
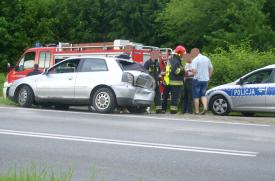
[22,52,35,70]
[39,52,51,68]
[49,59,80,74]
[80,58,108,72]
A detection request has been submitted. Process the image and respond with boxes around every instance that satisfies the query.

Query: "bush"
[207,44,275,88]
[0,73,5,97]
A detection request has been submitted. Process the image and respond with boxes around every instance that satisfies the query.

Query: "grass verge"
[0,97,15,106]
[0,73,5,97]
[0,166,73,181]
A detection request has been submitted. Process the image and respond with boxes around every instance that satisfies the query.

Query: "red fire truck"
[3,39,171,98]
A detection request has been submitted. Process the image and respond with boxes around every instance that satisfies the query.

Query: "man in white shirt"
[191,48,213,115]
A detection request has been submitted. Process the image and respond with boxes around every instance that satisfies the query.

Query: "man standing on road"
[191,48,213,115]
[161,60,171,113]
[144,51,162,113]
[183,54,194,114]
[168,45,186,114]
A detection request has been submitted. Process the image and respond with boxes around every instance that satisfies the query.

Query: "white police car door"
[230,69,273,111]
[265,69,275,109]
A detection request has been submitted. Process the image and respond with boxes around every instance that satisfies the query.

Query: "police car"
[206,65,275,116]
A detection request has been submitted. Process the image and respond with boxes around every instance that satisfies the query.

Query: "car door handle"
[68,77,73,80]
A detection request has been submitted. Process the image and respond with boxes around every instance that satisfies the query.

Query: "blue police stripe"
[222,88,267,97]
[267,87,275,96]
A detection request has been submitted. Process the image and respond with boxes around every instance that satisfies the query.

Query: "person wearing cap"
[168,45,186,114]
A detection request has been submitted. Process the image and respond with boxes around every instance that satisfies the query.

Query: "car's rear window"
[117,59,146,72]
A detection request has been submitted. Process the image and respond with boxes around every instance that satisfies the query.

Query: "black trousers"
[170,85,182,112]
[154,85,162,110]
[162,85,171,112]
[183,79,193,113]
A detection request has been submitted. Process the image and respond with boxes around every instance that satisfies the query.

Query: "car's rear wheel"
[210,95,230,116]
[91,87,115,114]
[127,106,148,114]
[17,85,34,108]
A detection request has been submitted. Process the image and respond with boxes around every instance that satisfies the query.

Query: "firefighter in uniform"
[168,45,186,114]
[161,60,171,113]
[144,51,162,113]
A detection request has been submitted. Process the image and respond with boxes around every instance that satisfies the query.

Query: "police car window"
[49,59,80,74]
[243,69,272,84]
[80,58,108,72]
[271,70,275,83]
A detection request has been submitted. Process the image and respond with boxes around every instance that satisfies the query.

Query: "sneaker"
[200,109,207,115]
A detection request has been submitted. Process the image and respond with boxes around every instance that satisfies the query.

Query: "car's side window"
[18,52,36,71]
[38,51,51,68]
[243,69,273,84]
[270,69,275,83]
[80,58,108,72]
[49,59,80,74]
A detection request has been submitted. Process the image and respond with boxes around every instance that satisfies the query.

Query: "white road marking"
[0,129,258,157]
[0,106,270,127]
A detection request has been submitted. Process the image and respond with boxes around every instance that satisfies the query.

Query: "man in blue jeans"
[191,48,213,115]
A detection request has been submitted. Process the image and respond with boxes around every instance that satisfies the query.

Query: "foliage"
[158,0,275,51]
[0,166,73,181]
[0,73,5,97]
[0,0,274,72]
[208,44,275,88]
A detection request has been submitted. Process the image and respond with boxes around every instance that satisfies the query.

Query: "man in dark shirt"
[27,64,42,76]
[116,45,133,60]
[144,51,162,113]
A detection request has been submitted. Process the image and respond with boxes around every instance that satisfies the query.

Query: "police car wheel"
[16,85,34,108]
[91,87,115,114]
[210,95,230,116]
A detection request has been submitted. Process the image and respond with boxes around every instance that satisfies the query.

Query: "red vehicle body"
[3,39,171,98]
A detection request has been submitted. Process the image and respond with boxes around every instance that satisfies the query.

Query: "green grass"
[0,73,5,97]
[0,166,73,181]
[0,97,15,106]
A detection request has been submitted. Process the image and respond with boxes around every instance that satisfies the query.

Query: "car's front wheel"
[91,87,115,114]
[210,95,230,116]
[17,85,34,108]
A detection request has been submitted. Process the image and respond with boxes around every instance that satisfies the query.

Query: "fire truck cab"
[3,39,171,98]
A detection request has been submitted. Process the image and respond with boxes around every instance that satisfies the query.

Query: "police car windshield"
[117,59,146,72]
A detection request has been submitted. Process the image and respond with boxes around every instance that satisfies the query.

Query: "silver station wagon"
[207,65,275,116]
[8,57,155,113]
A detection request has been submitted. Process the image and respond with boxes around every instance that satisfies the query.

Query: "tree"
[158,0,275,51]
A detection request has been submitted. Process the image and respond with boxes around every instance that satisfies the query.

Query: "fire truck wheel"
[91,87,115,114]
[127,106,148,114]
[16,85,34,108]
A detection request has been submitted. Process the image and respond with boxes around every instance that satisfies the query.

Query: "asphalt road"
[0,106,275,181]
